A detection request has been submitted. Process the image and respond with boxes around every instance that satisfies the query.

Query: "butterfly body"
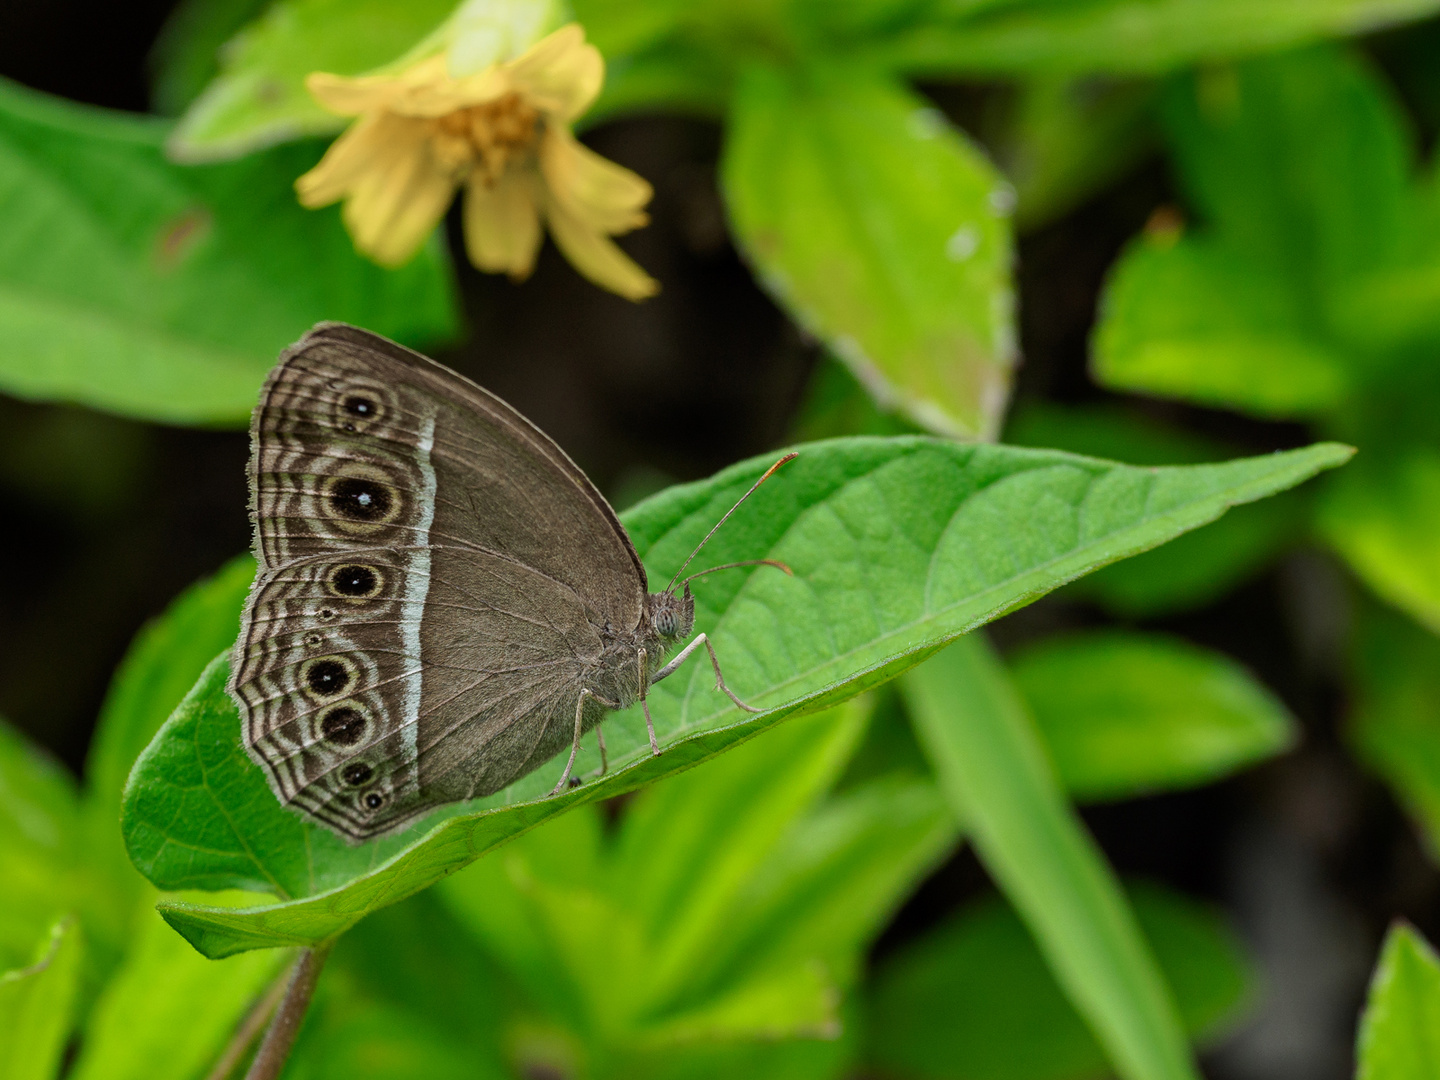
[230,324,720,842]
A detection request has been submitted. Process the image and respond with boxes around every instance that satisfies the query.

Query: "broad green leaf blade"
[723,63,1016,439]
[0,80,457,425]
[0,919,82,1080]
[903,635,1198,1080]
[149,0,274,116]
[865,883,1252,1080]
[0,722,81,970]
[123,436,1349,957]
[1348,607,1440,859]
[1006,403,1306,615]
[1013,631,1297,801]
[1093,233,1351,418]
[1356,923,1440,1080]
[167,0,457,161]
[68,905,288,1080]
[882,0,1440,78]
[1319,441,1440,633]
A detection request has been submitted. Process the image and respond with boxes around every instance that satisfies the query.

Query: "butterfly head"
[647,589,695,642]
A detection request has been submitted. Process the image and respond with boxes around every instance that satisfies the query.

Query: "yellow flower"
[296,24,657,300]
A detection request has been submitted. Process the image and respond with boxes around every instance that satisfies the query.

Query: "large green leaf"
[1012,631,1296,801]
[723,63,1015,439]
[121,436,1349,958]
[1005,403,1305,615]
[0,79,456,426]
[1349,606,1440,860]
[864,883,1252,1080]
[881,0,1440,78]
[166,0,458,162]
[0,919,82,1080]
[903,635,1197,1080]
[67,904,287,1080]
[1356,923,1440,1080]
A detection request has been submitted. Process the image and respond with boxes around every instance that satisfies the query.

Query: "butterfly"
[228,323,791,841]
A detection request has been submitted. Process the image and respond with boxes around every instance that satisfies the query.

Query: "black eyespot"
[318,608,337,621]
[329,564,380,598]
[364,792,384,809]
[304,632,323,648]
[343,395,377,418]
[342,762,373,786]
[329,477,393,522]
[304,658,350,697]
[320,707,366,746]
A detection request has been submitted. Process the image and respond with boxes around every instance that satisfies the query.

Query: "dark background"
[3,5,1437,1078]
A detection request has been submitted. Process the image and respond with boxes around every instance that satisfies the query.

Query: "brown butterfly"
[229,323,791,841]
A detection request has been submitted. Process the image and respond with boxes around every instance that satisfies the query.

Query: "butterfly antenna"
[680,559,793,591]
[666,452,797,593]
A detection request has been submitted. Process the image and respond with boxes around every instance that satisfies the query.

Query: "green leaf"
[1319,440,1440,634]
[122,436,1349,958]
[1012,630,1297,801]
[881,0,1440,78]
[1005,403,1306,615]
[864,882,1253,1080]
[903,635,1197,1080]
[1093,233,1352,417]
[1348,606,1440,860]
[0,79,457,426]
[723,62,1016,439]
[0,919,83,1080]
[67,904,287,1080]
[1356,923,1440,1080]
[0,721,80,971]
[167,0,457,162]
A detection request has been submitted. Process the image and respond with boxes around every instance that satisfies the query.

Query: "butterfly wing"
[230,323,647,840]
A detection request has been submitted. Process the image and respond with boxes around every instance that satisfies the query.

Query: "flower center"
[431,94,541,184]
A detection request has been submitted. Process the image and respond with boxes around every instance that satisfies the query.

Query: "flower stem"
[242,943,333,1080]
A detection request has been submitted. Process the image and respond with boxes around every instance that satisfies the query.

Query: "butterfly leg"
[551,689,594,795]
[596,725,609,775]
[638,647,660,756]
[650,634,762,714]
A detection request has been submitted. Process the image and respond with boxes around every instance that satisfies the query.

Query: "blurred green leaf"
[903,635,1197,1080]
[1005,403,1306,615]
[149,0,275,116]
[865,882,1253,1080]
[285,997,493,1080]
[67,904,287,1080]
[0,722,80,971]
[0,919,82,1080]
[1349,606,1440,860]
[881,0,1440,78]
[122,437,1348,957]
[1320,439,1440,634]
[1012,630,1297,801]
[1356,923,1440,1080]
[724,63,1016,439]
[166,0,456,162]
[0,80,457,426]
[1093,233,1352,417]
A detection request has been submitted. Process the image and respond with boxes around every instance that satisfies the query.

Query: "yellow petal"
[308,57,509,119]
[463,168,543,279]
[543,191,658,300]
[506,24,603,122]
[539,127,651,235]
[295,113,398,208]
[341,128,458,267]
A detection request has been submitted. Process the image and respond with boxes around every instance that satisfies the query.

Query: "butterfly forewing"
[230,324,648,840]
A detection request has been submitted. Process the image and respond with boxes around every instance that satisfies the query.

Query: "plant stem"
[242,943,333,1080]
[205,963,292,1080]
